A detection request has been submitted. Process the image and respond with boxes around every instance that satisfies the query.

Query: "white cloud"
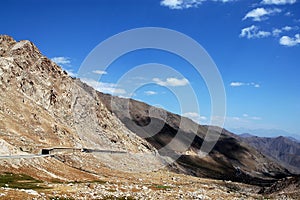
[279,34,300,46]
[261,0,296,5]
[50,57,71,65]
[160,0,187,9]
[251,116,262,120]
[230,82,244,87]
[243,8,281,21]
[272,28,283,37]
[240,25,271,39]
[272,26,296,37]
[241,25,297,39]
[144,91,157,95]
[216,0,235,2]
[285,11,292,16]
[153,77,189,87]
[92,70,107,75]
[160,0,234,9]
[242,114,262,120]
[183,112,207,124]
[230,82,260,88]
[81,78,126,95]
[282,26,293,31]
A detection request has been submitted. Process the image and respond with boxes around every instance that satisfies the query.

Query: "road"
[0,154,51,159]
[0,148,127,159]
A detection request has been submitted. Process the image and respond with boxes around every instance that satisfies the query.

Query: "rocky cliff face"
[0,35,153,153]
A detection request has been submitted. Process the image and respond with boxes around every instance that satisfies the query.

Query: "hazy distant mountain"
[231,128,300,142]
[240,136,300,174]
[239,133,254,138]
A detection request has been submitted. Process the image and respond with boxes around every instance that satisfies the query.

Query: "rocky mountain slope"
[98,93,290,185]
[0,35,298,199]
[240,135,300,174]
[0,35,159,178]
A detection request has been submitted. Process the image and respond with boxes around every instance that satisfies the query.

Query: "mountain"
[239,133,254,138]
[231,128,300,142]
[0,35,158,179]
[0,35,297,198]
[98,93,291,185]
[240,136,300,174]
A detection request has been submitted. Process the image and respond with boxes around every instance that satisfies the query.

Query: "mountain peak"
[0,35,41,59]
[0,35,16,56]
[0,34,15,42]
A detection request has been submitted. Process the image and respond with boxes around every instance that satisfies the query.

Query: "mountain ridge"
[97,92,291,185]
[240,135,300,174]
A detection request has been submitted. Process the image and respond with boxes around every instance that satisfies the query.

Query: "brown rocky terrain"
[240,135,300,174]
[0,35,299,199]
[99,93,290,185]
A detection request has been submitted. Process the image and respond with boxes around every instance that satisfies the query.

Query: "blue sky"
[1,0,300,136]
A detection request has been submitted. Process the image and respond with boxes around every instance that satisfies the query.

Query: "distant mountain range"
[239,134,300,174]
[231,128,300,142]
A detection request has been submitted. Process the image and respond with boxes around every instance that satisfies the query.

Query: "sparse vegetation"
[153,185,172,190]
[49,197,75,200]
[101,196,135,200]
[0,172,47,189]
[224,182,241,192]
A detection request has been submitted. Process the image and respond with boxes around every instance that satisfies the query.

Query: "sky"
[1,0,300,136]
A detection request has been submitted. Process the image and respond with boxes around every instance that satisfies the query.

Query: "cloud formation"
[81,78,126,95]
[243,8,281,21]
[243,113,262,120]
[279,34,300,46]
[144,91,157,95]
[230,82,244,87]
[240,25,271,39]
[160,0,234,9]
[183,112,207,124]
[230,82,260,88]
[272,26,297,36]
[92,70,107,75]
[261,0,296,5]
[153,77,189,87]
[50,57,71,65]
[160,0,298,49]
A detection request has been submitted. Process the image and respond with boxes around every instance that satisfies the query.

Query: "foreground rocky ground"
[0,167,299,200]
[0,172,268,200]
